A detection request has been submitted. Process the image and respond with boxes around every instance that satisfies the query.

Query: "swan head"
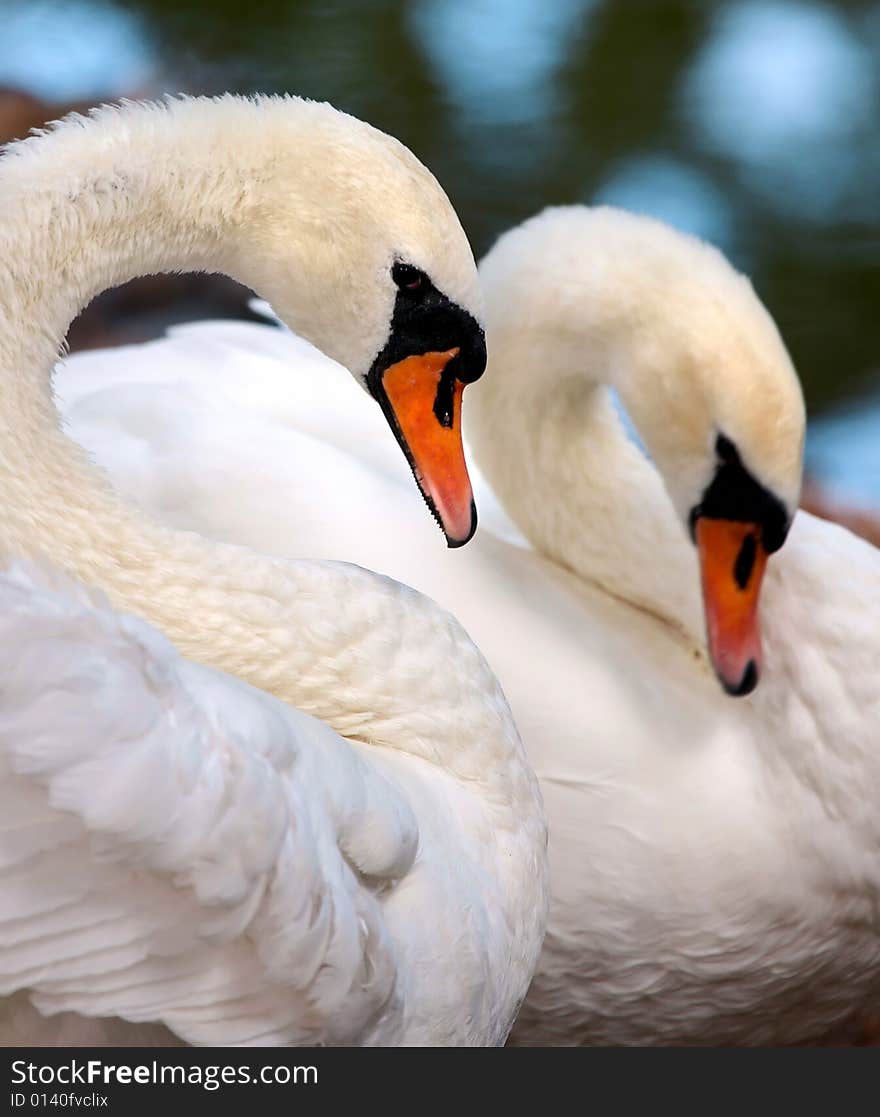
[479,205,806,695]
[616,214,805,698]
[236,98,486,546]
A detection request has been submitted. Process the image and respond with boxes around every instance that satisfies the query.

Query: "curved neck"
[0,98,327,450]
[0,98,528,801]
[466,313,705,643]
[469,206,805,649]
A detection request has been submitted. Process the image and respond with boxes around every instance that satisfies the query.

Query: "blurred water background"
[1,0,878,514]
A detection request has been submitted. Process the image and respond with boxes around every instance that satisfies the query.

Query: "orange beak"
[695,518,769,696]
[376,348,476,547]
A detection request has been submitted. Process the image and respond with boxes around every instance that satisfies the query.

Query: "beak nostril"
[733,532,758,590]
[433,368,456,428]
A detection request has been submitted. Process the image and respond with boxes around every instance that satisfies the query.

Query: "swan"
[63,203,880,1045]
[0,95,549,1046]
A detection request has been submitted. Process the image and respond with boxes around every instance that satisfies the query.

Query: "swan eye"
[392,262,427,293]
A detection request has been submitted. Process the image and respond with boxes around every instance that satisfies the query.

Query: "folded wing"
[0,562,418,1045]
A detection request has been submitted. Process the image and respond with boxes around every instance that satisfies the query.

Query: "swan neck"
[0,100,290,582]
[0,100,533,805]
[0,106,279,423]
[467,323,705,639]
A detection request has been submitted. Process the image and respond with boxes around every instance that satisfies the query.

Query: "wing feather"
[0,562,419,1044]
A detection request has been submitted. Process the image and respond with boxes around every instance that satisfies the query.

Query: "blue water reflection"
[0,1,154,100]
[593,155,737,251]
[682,1,879,223]
[412,0,595,126]
[808,396,880,508]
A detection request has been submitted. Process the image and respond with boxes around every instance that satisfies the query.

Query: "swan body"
[0,97,548,1045]
[0,561,531,1046]
[63,206,880,1044]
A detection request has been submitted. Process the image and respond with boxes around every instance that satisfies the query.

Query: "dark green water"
[3,0,880,421]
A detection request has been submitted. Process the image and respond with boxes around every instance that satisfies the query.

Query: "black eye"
[392,262,426,292]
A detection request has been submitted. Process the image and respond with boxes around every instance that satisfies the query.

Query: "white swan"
[64,204,880,1045]
[0,95,548,1046]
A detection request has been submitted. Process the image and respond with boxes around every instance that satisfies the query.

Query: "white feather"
[0,96,548,1047]
[0,559,542,1046]
[61,207,880,1046]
